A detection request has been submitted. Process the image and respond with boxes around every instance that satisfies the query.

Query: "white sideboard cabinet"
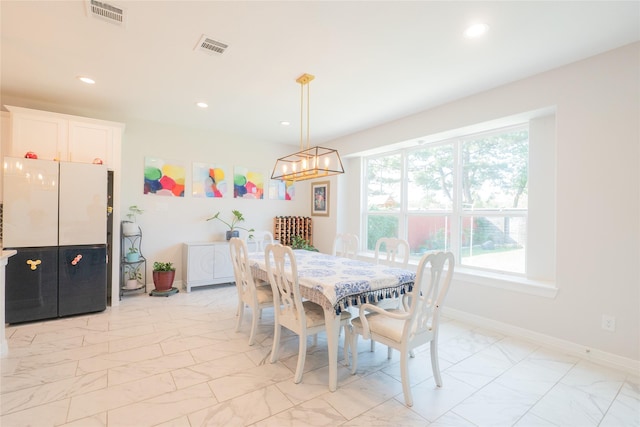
[182,242,235,292]
[4,105,124,167]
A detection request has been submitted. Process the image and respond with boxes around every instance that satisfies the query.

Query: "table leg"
[323,307,341,392]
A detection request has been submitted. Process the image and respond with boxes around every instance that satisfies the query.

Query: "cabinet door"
[58,162,107,245]
[213,243,234,279]
[58,245,107,317]
[5,247,58,323]
[10,112,67,161]
[68,121,113,166]
[2,158,59,247]
[186,245,215,283]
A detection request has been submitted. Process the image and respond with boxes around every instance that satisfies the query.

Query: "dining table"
[248,249,416,391]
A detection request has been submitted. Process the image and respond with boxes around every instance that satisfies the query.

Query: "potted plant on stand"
[207,210,254,240]
[123,205,144,236]
[125,264,143,290]
[151,261,178,296]
[126,247,140,262]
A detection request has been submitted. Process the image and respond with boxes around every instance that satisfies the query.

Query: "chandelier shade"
[271,145,344,181]
[271,73,344,182]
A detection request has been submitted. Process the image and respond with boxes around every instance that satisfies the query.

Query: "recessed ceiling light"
[280,121,291,126]
[196,102,208,108]
[464,23,489,39]
[77,76,95,85]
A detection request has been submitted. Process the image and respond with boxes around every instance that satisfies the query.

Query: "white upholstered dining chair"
[265,243,352,384]
[374,237,410,268]
[229,237,274,346]
[332,233,359,259]
[350,251,455,406]
[368,237,411,350]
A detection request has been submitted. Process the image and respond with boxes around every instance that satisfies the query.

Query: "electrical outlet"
[601,315,616,332]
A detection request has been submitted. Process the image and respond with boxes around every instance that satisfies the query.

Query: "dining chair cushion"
[351,310,406,343]
[255,285,274,304]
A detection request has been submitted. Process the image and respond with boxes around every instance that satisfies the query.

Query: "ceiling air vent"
[86,0,125,25]
[195,35,229,56]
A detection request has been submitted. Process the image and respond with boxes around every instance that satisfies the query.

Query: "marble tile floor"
[1,283,638,427]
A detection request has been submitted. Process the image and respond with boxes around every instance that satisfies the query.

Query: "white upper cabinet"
[68,120,114,165]
[8,109,67,161]
[4,106,124,167]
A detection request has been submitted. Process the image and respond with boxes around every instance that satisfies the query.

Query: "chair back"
[332,233,359,259]
[264,243,305,331]
[404,251,455,346]
[374,237,410,267]
[245,230,275,252]
[229,237,261,303]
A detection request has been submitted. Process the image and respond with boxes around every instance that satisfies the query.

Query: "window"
[364,125,529,275]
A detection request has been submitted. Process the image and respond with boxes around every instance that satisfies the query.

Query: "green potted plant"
[152,261,175,292]
[290,235,319,252]
[125,265,142,289]
[123,205,144,235]
[126,246,140,262]
[207,209,255,240]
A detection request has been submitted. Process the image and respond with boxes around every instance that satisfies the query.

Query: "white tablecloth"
[249,250,415,313]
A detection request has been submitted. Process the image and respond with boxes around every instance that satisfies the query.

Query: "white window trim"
[453,266,558,298]
[356,251,557,298]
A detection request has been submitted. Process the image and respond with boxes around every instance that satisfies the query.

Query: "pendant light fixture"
[271,73,344,182]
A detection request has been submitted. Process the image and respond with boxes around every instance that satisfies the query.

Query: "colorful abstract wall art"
[144,157,186,197]
[192,163,227,198]
[269,179,295,200]
[233,166,264,199]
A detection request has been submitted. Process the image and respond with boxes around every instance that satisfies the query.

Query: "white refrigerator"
[3,157,108,323]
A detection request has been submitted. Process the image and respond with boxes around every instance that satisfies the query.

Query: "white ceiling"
[1,1,638,147]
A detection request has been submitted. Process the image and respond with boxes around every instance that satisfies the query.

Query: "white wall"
[2,42,637,365]
[118,120,311,290]
[328,42,640,362]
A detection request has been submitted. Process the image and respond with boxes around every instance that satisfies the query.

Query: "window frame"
[363,123,531,276]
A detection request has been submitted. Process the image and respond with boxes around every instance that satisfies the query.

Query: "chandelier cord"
[300,79,312,151]
[306,80,311,150]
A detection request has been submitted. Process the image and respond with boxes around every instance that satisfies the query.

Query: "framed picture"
[311,181,330,216]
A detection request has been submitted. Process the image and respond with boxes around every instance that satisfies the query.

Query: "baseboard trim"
[443,307,640,375]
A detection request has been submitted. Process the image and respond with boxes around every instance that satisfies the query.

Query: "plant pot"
[152,270,175,292]
[122,221,139,236]
[126,252,140,262]
[226,230,240,240]
[125,279,140,290]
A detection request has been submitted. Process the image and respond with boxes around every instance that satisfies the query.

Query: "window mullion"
[449,139,462,255]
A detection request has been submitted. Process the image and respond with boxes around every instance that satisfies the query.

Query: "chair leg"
[350,332,358,374]
[370,340,375,352]
[387,346,393,359]
[270,324,281,363]
[294,333,307,383]
[430,339,442,387]
[400,351,413,407]
[235,301,244,332]
[248,308,258,346]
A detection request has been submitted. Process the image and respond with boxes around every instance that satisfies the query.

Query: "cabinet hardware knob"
[26,259,42,270]
[71,254,83,265]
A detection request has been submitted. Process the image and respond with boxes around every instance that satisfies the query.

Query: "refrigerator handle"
[26,259,42,270]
